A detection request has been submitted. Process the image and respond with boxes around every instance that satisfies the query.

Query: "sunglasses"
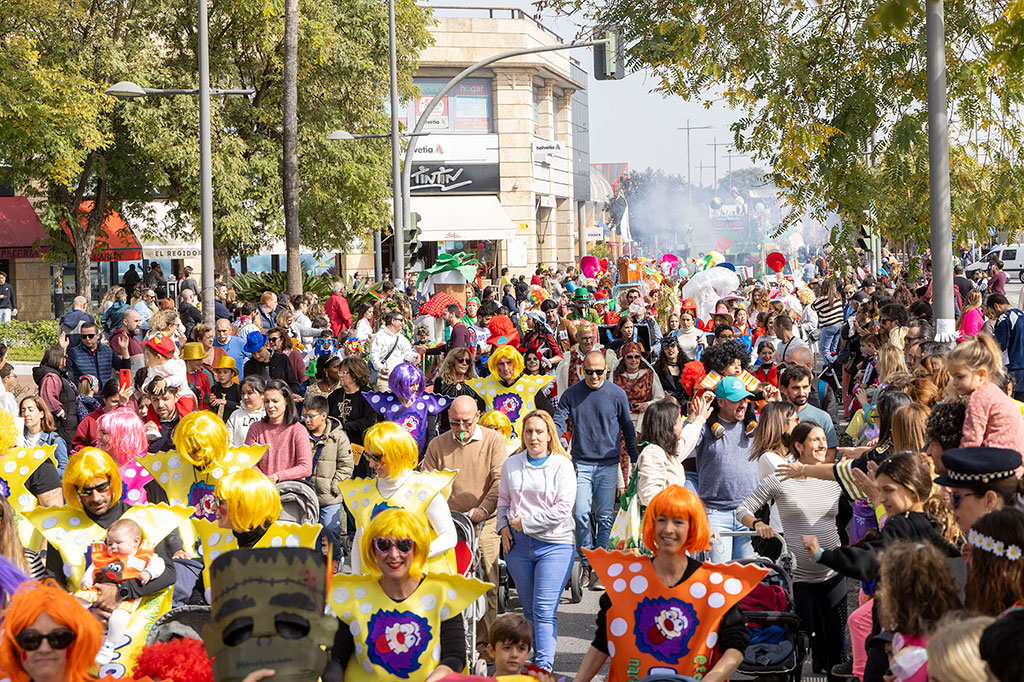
[81,333,97,339]
[366,452,384,463]
[456,357,471,364]
[624,354,642,360]
[583,368,605,376]
[16,629,75,651]
[374,537,414,554]
[77,480,111,498]
[949,491,983,509]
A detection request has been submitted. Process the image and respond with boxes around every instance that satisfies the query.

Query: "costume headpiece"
[486,314,520,348]
[388,362,426,403]
[63,448,122,510]
[173,411,229,470]
[363,421,417,478]
[967,528,1022,561]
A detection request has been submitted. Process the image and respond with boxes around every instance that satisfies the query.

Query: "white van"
[967,244,1024,282]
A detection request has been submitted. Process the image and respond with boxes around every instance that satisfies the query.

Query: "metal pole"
[400,39,608,283]
[198,0,215,326]
[687,123,692,223]
[926,0,955,343]
[387,0,403,282]
[373,230,383,281]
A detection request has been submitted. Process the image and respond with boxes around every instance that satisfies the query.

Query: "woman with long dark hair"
[245,378,312,483]
[653,343,686,402]
[33,346,79,446]
[636,396,712,506]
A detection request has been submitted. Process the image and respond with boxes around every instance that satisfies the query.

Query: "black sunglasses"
[366,452,383,463]
[456,357,471,364]
[77,480,111,498]
[374,537,414,554]
[583,368,605,376]
[16,629,76,651]
[81,333,97,339]
[949,491,983,509]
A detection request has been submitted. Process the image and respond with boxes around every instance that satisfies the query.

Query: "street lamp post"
[106,4,253,327]
[678,120,711,228]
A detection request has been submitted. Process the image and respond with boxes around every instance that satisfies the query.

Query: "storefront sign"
[0,247,43,259]
[409,163,500,195]
[410,134,498,164]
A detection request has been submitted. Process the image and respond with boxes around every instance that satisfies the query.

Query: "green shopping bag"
[607,466,650,555]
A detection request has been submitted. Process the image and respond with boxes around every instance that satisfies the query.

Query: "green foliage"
[343,277,385,313]
[231,271,334,302]
[537,0,1024,257]
[588,243,611,259]
[0,320,60,349]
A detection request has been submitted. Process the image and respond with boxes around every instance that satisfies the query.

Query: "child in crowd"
[209,357,240,422]
[75,518,166,665]
[948,334,1024,450]
[225,375,266,447]
[488,613,533,677]
[76,374,101,421]
[754,339,779,387]
[926,615,995,682]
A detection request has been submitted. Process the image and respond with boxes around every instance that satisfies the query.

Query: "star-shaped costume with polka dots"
[467,374,553,440]
[364,392,449,455]
[339,472,457,575]
[0,445,59,551]
[584,548,768,680]
[328,572,490,682]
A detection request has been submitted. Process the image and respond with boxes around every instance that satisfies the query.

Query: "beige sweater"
[421,426,508,518]
[635,418,705,506]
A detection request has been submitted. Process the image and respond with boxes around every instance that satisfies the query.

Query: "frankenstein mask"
[204,547,338,682]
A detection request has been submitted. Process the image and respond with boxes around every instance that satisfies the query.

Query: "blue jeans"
[319,503,343,556]
[684,470,699,496]
[504,530,574,670]
[573,460,618,567]
[706,508,755,563]
[819,323,842,363]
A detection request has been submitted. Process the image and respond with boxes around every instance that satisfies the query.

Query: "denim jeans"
[0,309,11,323]
[504,530,574,670]
[819,323,842,363]
[318,503,344,556]
[573,460,618,567]
[684,470,699,496]
[705,508,755,563]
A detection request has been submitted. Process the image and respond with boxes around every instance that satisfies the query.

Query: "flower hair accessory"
[968,528,1022,560]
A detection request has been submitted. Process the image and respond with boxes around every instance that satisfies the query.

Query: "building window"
[408,78,494,133]
[533,86,541,135]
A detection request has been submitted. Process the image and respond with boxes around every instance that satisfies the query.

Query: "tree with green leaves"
[0,0,431,301]
[539,0,1024,260]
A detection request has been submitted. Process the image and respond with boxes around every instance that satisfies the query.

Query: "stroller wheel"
[497,584,508,613]
[569,562,583,603]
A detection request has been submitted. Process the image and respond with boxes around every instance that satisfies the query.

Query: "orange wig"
[641,485,711,555]
[0,580,103,682]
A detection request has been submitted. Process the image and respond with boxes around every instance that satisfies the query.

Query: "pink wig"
[97,407,148,465]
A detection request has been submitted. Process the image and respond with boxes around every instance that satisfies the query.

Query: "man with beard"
[780,365,838,459]
[555,321,617,393]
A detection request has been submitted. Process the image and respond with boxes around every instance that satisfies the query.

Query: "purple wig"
[388,362,425,402]
[0,554,30,604]
[97,407,148,465]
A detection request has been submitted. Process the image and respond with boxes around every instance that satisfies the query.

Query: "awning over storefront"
[63,202,143,262]
[411,195,515,242]
[0,197,50,259]
[123,203,202,259]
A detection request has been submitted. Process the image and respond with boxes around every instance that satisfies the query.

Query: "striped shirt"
[736,474,842,583]
[812,297,845,328]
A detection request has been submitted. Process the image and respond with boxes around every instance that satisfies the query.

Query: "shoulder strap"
[382,334,401,363]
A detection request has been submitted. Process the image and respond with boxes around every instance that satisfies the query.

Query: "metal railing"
[424,5,566,43]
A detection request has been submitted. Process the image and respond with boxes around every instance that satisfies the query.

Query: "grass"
[8,347,45,363]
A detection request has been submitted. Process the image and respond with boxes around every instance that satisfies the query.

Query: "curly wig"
[641,485,710,555]
[0,580,103,682]
[97,407,147,465]
[363,421,418,479]
[360,509,431,580]
[173,411,228,471]
[133,637,213,682]
[388,362,426,403]
[701,339,749,375]
[680,360,707,396]
[63,447,122,510]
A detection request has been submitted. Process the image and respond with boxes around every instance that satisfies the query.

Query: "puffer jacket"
[307,417,354,506]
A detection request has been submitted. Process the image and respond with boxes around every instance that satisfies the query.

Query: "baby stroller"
[451,511,489,676]
[708,531,808,682]
[495,545,584,613]
[276,481,320,526]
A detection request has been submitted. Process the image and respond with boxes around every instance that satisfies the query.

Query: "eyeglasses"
[456,357,471,364]
[583,368,605,376]
[450,418,476,426]
[949,491,984,509]
[81,333,97,339]
[16,629,76,651]
[366,452,384,463]
[302,412,324,421]
[77,480,111,498]
[624,354,641,360]
[374,537,414,554]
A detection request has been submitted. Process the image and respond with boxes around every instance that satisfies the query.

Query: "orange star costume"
[585,548,768,680]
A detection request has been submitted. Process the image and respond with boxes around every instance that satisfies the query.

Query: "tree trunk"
[283,0,301,295]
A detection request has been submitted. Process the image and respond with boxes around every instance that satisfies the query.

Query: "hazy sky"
[422,0,755,185]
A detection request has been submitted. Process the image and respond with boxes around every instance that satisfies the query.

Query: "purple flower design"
[633,597,699,663]
[0,477,9,499]
[492,393,524,436]
[188,481,218,521]
[366,609,431,678]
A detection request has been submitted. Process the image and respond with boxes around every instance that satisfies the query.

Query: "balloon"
[755,202,765,213]
[681,267,741,320]
[581,256,599,279]
[711,197,723,210]
[599,258,609,272]
[766,252,786,273]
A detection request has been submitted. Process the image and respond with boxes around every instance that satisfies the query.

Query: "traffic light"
[594,30,625,81]
[856,225,875,252]
[403,212,422,272]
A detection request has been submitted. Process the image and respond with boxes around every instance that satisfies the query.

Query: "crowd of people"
[0,252,1020,682]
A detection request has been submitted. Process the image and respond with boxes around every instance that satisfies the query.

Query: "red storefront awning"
[63,201,143,262]
[0,197,51,259]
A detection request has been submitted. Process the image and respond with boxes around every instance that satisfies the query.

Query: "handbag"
[607,466,649,555]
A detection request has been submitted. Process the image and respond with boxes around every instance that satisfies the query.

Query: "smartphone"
[119,369,132,391]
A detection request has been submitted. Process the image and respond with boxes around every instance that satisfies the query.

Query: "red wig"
[680,360,707,396]
[0,580,103,682]
[133,637,213,682]
[641,485,711,555]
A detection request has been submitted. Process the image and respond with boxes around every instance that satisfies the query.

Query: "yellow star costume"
[339,471,457,575]
[193,519,323,602]
[23,503,193,678]
[328,572,490,682]
[0,445,59,551]
[468,374,553,440]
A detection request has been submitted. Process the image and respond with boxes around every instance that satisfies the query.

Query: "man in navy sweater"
[554,350,637,590]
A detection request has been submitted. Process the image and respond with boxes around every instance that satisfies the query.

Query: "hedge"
[0,320,60,349]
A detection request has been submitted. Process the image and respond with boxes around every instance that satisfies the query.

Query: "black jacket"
[0,282,14,309]
[178,301,203,338]
[243,351,300,393]
[32,365,80,444]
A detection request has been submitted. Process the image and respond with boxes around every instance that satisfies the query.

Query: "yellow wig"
[0,412,17,453]
[173,411,228,470]
[213,468,281,532]
[641,485,711,555]
[363,421,417,479]
[63,447,122,510]
[487,344,524,378]
[360,509,431,580]
[479,410,512,440]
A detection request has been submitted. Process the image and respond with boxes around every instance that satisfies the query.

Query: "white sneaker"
[94,642,116,666]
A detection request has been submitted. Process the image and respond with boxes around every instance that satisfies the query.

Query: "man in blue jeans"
[693,376,760,562]
[554,350,637,590]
